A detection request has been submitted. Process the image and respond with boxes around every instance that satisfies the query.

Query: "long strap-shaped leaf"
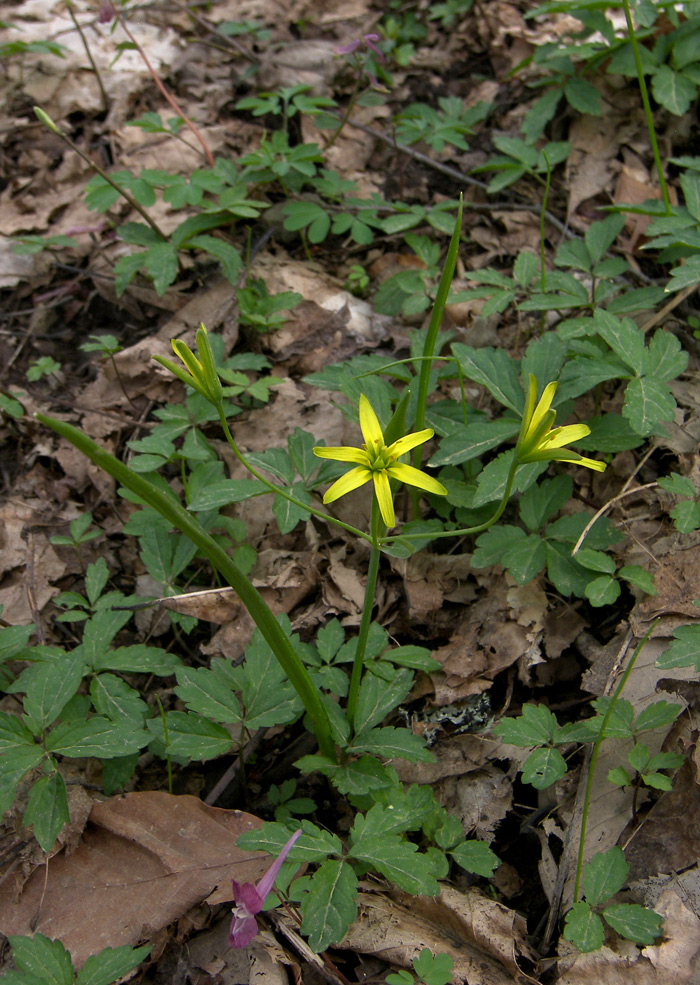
[37,413,336,761]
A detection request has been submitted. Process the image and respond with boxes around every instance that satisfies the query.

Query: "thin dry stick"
[640,280,698,335]
[572,482,659,556]
[344,117,571,237]
[66,0,109,110]
[571,444,658,555]
[112,7,214,167]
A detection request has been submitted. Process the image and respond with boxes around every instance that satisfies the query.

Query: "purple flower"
[98,1,114,24]
[229,829,302,948]
[334,33,385,62]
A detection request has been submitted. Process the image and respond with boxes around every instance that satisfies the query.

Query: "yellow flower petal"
[172,340,204,381]
[571,455,607,472]
[313,446,370,465]
[373,470,395,527]
[539,423,591,450]
[322,467,372,504]
[388,462,447,495]
[388,428,435,459]
[528,380,558,437]
[359,393,383,449]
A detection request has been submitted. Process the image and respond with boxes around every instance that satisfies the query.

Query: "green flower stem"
[36,413,337,762]
[324,64,363,152]
[217,409,372,545]
[621,0,671,214]
[34,109,168,242]
[540,153,551,336]
[410,195,463,518]
[381,451,519,544]
[573,620,658,902]
[346,496,384,730]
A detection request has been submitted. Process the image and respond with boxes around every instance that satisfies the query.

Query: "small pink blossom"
[229,829,302,948]
[334,33,385,62]
[98,1,115,24]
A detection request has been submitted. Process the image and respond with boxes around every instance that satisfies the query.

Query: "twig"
[572,482,659,555]
[344,117,571,237]
[181,2,261,66]
[205,731,264,805]
[571,443,658,555]
[66,0,109,111]
[112,5,215,167]
[639,281,698,334]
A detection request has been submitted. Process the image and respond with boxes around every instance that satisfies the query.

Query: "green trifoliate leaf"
[521,747,568,789]
[174,666,242,724]
[656,625,700,671]
[300,860,358,952]
[19,651,85,731]
[47,718,149,758]
[449,840,499,877]
[603,903,663,944]
[350,726,435,763]
[584,575,621,607]
[623,377,677,437]
[77,945,152,985]
[492,703,560,746]
[583,847,628,905]
[8,933,74,985]
[564,901,605,952]
[23,772,70,852]
[349,833,440,896]
[145,711,231,761]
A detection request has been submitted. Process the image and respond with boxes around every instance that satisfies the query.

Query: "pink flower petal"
[228,911,259,948]
[256,829,303,900]
[334,39,361,55]
[232,880,264,915]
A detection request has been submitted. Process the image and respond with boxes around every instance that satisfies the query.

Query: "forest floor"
[1,1,700,984]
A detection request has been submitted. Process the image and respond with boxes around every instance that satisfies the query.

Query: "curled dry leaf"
[341,884,538,985]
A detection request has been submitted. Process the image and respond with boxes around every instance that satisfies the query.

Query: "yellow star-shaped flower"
[313,395,447,528]
[516,375,606,472]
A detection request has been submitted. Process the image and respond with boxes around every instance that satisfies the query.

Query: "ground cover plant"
[1,1,700,983]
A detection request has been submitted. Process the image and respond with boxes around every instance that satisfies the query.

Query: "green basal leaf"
[298,754,394,797]
[23,772,70,852]
[472,525,525,568]
[623,377,677,437]
[501,534,547,584]
[474,451,544,507]
[20,651,86,731]
[0,746,46,815]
